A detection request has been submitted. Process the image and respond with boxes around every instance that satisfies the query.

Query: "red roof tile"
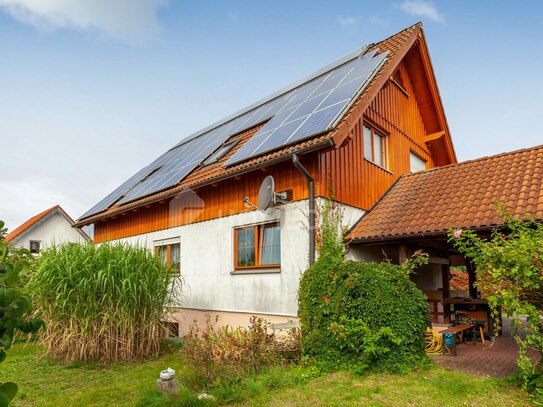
[346,145,543,242]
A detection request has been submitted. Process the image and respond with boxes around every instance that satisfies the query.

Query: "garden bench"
[441,323,475,356]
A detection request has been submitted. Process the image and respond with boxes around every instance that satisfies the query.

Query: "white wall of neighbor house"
[113,198,363,323]
[11,212,87,251]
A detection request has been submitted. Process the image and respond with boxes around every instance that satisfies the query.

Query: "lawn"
[0,343,532,406]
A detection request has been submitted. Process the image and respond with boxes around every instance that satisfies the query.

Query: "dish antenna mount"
[242,175,292,213]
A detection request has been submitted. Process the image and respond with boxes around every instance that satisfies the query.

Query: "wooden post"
[466,261,477,298]
[442,264,451,323]
[399,244,407,265]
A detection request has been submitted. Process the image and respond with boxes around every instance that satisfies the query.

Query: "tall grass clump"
[29,242,175,363]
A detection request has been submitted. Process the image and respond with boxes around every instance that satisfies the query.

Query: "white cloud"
[0,0,168,43]
[400,0,444,23]
[337,16,358,28]
[369,16,389,26]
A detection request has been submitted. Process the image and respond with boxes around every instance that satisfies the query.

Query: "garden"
[0,202,541,406]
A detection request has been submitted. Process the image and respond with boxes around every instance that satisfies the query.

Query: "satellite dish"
[258,175,275,211]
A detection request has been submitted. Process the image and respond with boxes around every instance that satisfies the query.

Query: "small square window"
[410,152,427,173]
[164,321,180,338]
[29,240,41,254]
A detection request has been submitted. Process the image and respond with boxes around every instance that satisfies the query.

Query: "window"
[234,222,280,270]
[155,241,181,274]
[164,321,179,338]
[410,152,427,173]
[202,140,239,166]
[363,124,387,168]
[29,240,41,254]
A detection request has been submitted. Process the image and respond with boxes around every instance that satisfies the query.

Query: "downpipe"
[292,153,315,265]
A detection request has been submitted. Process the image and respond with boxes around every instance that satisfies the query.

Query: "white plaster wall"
[12,212,87,251]
[113,198,364,317]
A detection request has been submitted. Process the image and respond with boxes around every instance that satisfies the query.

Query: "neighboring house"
[345,145,543,329]
[6,205,89,253]
[75,23,456,332]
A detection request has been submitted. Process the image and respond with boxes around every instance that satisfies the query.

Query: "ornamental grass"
[29,242,175,363]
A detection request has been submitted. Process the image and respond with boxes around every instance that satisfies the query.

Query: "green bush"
[298,199,429,373]
[299,258,429,372]
[0,220,43,406]
[29,242,176,363]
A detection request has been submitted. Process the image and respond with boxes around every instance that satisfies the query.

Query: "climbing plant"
[450,207,543,394]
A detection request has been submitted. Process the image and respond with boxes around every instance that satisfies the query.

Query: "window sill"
[364,158,394,175]
[230,269,281,275]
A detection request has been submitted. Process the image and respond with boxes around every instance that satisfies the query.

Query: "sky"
[1,0,543,231]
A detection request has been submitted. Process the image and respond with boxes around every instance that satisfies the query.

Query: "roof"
[346,144,543,242]
[77,23,438,226]
[5,205,89,243]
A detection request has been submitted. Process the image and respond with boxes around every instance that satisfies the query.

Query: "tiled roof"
[76,23,423,226]
[5,205,60,243]
[346,145,543,242]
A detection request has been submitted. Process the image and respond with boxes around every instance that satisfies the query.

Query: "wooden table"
[440,323,475,356]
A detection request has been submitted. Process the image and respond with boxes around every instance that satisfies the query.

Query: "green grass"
[0,343,532,406]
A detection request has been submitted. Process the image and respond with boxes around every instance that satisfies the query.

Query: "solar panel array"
[80,48,387,220]
[225,50,387,165]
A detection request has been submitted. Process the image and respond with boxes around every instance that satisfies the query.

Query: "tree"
[450,209,543,392]
[0,220,43,406]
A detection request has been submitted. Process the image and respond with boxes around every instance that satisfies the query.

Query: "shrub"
[0,220,43,405]
[182,315,300,385]
[299,257,429,372]
[28,242,175,363]
[298,198,429,372]
[450,206,543,395]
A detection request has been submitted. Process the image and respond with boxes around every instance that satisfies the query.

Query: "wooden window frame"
[409,151,427,173]
[154,242,181,274]
[234,222,280,271]
[363,123,388,169]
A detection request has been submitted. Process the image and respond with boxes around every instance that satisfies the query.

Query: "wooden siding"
[94,159,317,242]
[317,60,435,209]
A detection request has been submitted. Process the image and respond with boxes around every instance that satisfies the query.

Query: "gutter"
[292,153,315,265]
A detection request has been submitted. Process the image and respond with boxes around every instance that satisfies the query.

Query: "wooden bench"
[441,323,475,356]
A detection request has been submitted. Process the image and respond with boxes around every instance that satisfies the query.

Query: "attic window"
[391,70,409,97]
[410,151,427,172]
[203,140,239,166]
[363,124,388,169]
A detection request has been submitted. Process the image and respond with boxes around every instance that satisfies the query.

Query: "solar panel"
[80,46,387,219]
[225,50,387,166]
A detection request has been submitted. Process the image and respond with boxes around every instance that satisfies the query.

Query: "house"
[345,144,543,331]
[6,205,89,253]
[75,23,456,333]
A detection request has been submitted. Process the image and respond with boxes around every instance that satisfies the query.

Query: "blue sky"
[1,0,542,230]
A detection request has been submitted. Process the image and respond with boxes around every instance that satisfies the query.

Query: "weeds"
[182,315,300,385]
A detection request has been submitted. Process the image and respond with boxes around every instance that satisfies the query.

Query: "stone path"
[433,319,541,378]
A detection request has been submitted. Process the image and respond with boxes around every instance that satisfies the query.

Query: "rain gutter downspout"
[292,153,315,265]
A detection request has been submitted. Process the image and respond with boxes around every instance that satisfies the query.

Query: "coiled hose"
[425,327,449,356]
